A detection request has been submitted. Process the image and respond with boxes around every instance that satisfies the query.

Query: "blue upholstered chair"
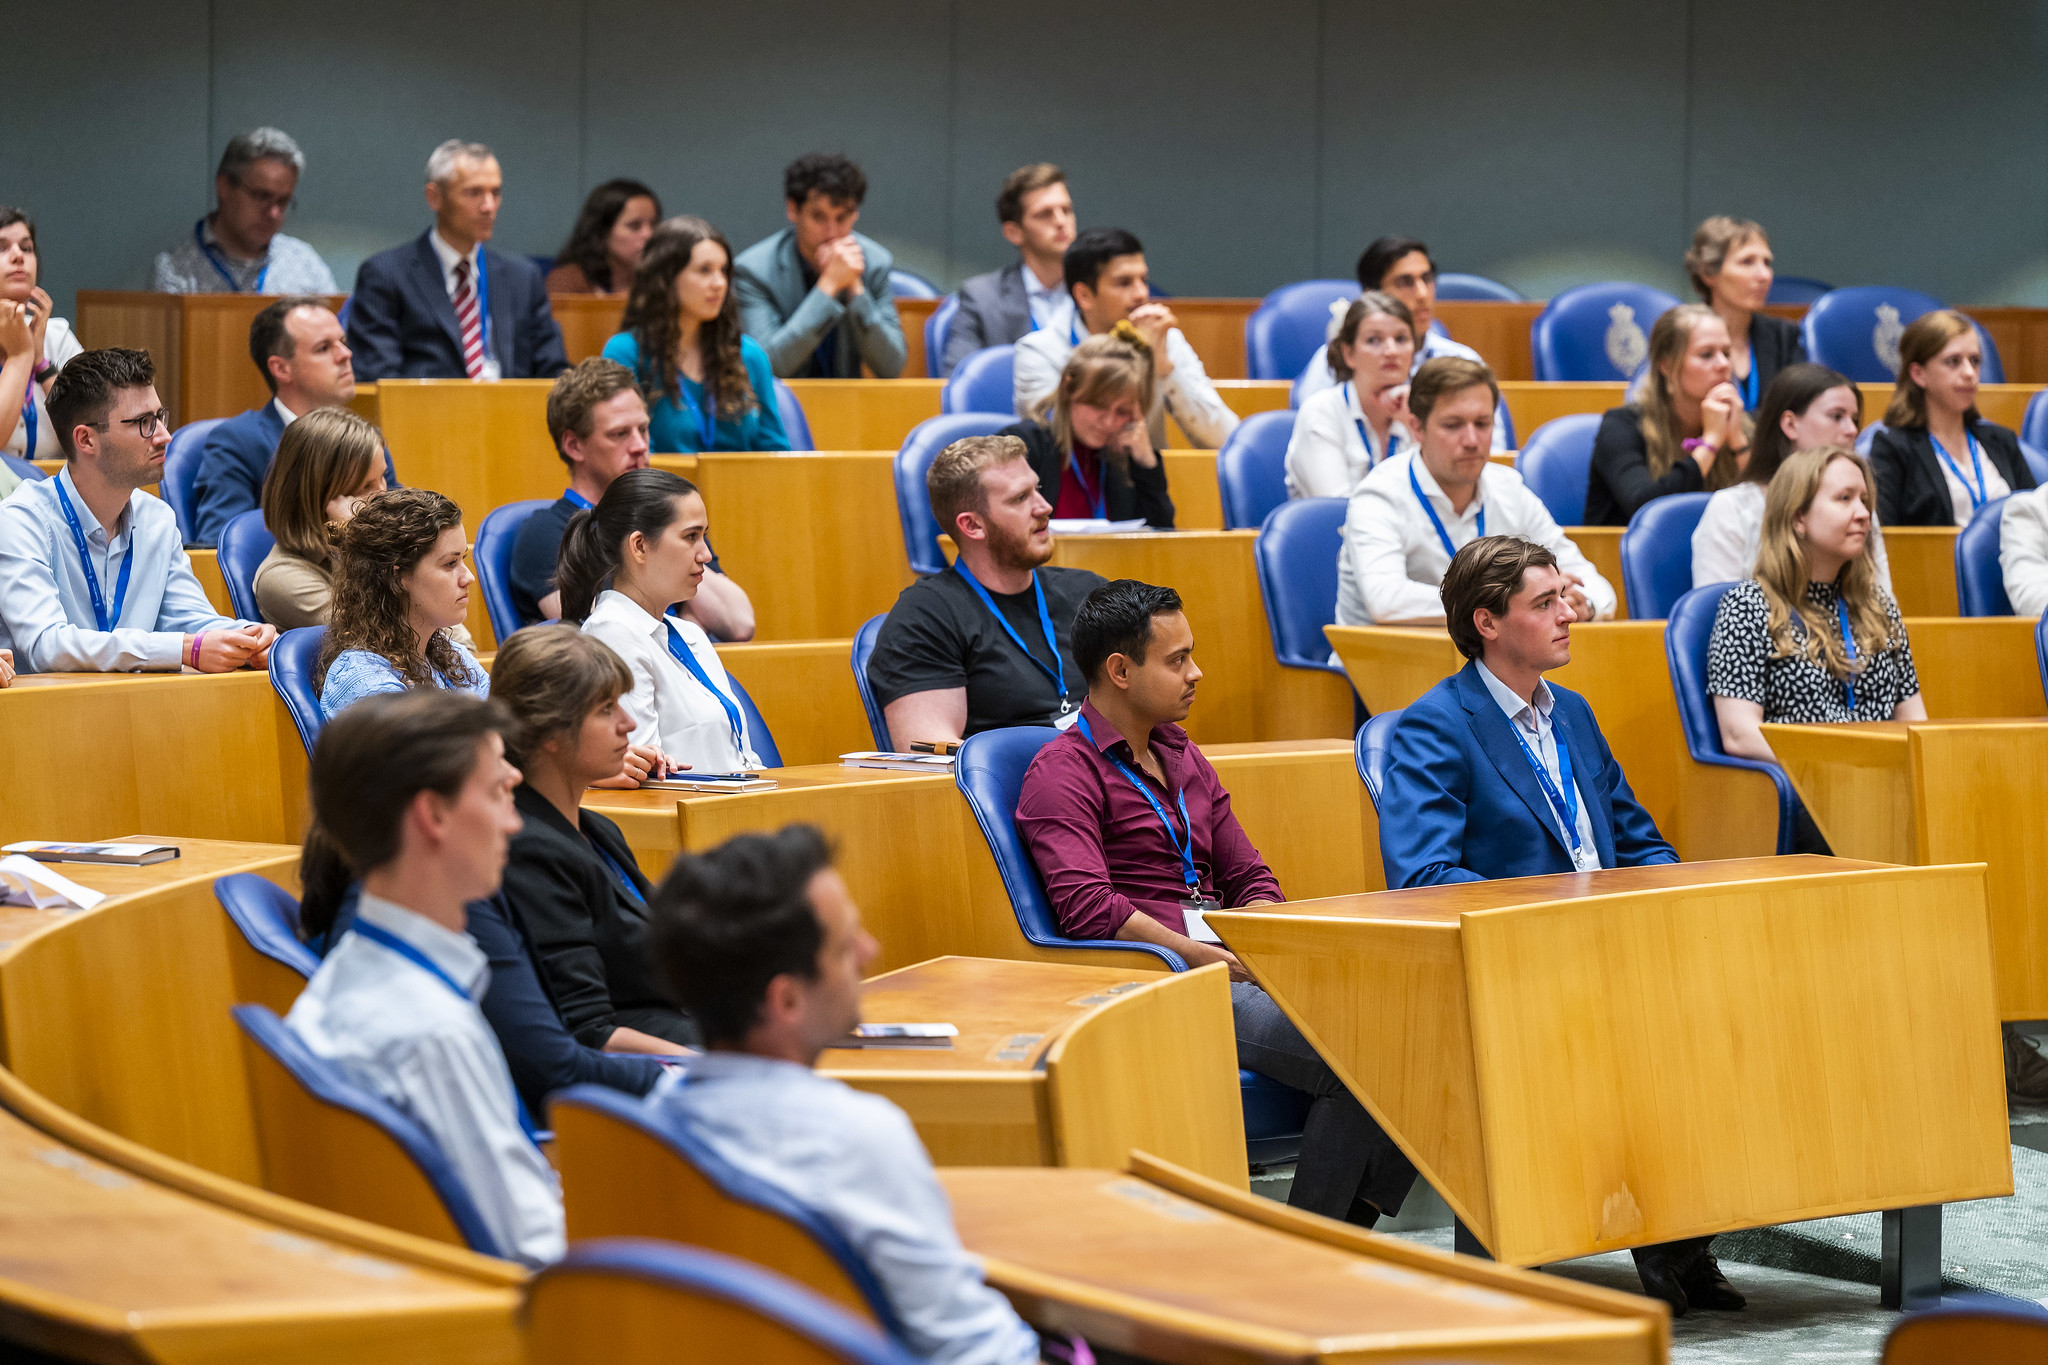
[940,345,1016,416]
[270,625,328,759]
[1435,272,1521,302]
[851,615,891,750]
[215,509,276,623]
[2025,390,2048,452]
[1767,276,1835,306]
[1353,709,1404,813]
[2,452,44,486]
[1955,495,2014,617]
[2027,441,2048,486]
[1245,280,1356,381]
[476,499,552,643]
[2037,611,2048,709]
[1216,410,1295,530]
[1666,584,1800,854]
[887,269,940,300]
[162,418,224,545]
[1253,498,1348,674]
[216,873,317,1017]
[771,379,815,451]
[923,294,959,378]
[1619,492,1712,620]
[1516,414,1604,527]
[729,677,781,769]
[1530,283,1682,382]
[1854,421,1883,455]
[1800,286,2005,384]
[895,413,1012,574]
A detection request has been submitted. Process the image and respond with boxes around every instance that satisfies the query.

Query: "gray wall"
[17,0,2048,320]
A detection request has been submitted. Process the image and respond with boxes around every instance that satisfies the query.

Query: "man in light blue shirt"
[0,348,273,673]
[151,128,339,295]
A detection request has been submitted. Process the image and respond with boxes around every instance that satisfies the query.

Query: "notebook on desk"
[4,840,180,866]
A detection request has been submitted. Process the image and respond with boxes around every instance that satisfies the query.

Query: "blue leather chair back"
[1516,413,1603,527]
[851,615,891,750]
[2037,611,2048,709]
[772,379,814,451]
[1531,283,1682,382]
[270,625,328,759]
[216,872,318,979]
[476,499,552,643]
[1620,491,1712,620]
[1216,410,1295,530]
[1767,276,1835,305]
[941,345,1016,416]
[1253,498,1347,671]
[887,269,940,300]
[162,419,224,544]
[2,452,44,486]
[728,676,780,769]
[1956,495,2014,617]
[1436,272,1521,302]
[1855,421,1883,455]
[2026,391,2048,452]
[215,510,275,623]
[1353,709,1405,814]
[1245,280,1356,381]
[895,414,1013,574]
[923,294,959,378]
[1800,286,2006,384]
[231,1003,507,1257]
[1667,584,1799,854]
[2026,441,2048,487]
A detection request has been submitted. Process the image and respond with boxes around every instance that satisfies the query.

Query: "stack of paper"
[0,855,106,911]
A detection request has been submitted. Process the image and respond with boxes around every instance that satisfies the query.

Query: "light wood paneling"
[549,294,625,364]
[714,638,874,765]
[1885,527,1959,618]
[187,547,231,616]
[899,296,939,378]
[780,378,944,451]
[1567,526,1627,618]
[1166,299,1253,380]
[1906,617,2048,718]
[76,291,347,428]
[1161,449,1223,530]
[374,379,559,534]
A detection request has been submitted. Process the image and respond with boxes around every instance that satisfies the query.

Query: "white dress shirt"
[2000,484,2048,618]
[1692,480,1894,593]
[1014,322,1238,450]
[1475,659,1602,871]
[285,893,565,1267]
[580,589,764,771]
[0,464,252,672]
[1020,263,1069,332]
[1285,380,1415,499]
[1296,329,1509,453]
[648,1052,1040,1365]
[4,318,83,461]
[428,229,501,380]
[1334,451,1617,627]
[1932,433,2010,526]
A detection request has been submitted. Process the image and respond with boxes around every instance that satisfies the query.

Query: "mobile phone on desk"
[909,741,960,755]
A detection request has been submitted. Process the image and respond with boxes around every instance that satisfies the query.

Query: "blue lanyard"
[562,488,593,511]
[194,218,267,292]
[676,380,716,451]
[1506,708,1582,857]
[1345,383,1389,472]
[1074,713,1200,893]
[1409,460,1482,559]
[1837,596,1859,715]
[55,478,134,633]
[1930,431,1989,511]
[590,839,646,906]
[20,388,35,458]
[1738,360,1759,411]
[1068,310,1084,346]
[1066,449,1107,519]
[663,621,747,755]
[952,562,1068,707]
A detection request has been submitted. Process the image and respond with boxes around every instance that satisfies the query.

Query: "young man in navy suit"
[1379,534,1744,1317]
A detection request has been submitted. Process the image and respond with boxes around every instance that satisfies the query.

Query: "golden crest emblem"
[1873,304,1904,374]
[1604,303,1648,375]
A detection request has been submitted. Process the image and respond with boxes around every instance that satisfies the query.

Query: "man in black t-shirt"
[868,435,1106,745]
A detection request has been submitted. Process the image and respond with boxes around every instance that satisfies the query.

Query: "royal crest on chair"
[1873,304,1904,373]
[1604,303,1647,375]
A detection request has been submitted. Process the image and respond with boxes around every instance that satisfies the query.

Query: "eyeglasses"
[109,408,170,439]
[229,179,296,214]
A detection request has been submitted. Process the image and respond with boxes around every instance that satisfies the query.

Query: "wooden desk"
[817,957,1245,1184]
[781,378,944,451]
[945,1154,1667,1364]
[1211,858,2011,1269]
[1885,527,1960,617]
[899,296,939,378]
[75,291,348,427]
[374,379,559,533]
[1160,449,1224,529]
[1567,525,1627,617]
[1497,382,1625,441]
[714,637,874,764]
[550,294,625,363]
[1765,720,2048,1019]
[187,547,231,616]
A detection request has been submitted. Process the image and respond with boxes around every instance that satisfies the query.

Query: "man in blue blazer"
[345,140,568,383]
[1379,534,1743,1318]
[734,153,905,379]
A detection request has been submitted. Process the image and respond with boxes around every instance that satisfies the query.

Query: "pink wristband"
[190,632,205,668]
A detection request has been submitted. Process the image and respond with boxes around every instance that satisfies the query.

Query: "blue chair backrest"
[1435,272,1521,302]
[851,615,891,750]
[1516,414,1603,527]
[2026,441,2048,486]
[1245,280,1356,381]
[476,499,552,643]
[1620,491,1712,620]
[895,413,1014,574]
[1801,286,2006,385]
[727,676,781,769]
[216,509,275,623]
[216,872,319,978]
[1956,494,2014,617]
[1854,421,1883,455]
[162,419,224,544]
[954,727,1184,970]
[887,269,940,300]
[336,296,352,332]
[1669,584,1735,761]
[2038,611,2048,709]
[1216,410,1296,530]
[1353,709,1405,813]
[1253,497,1346,671]
[2,452,44,486]
[941,345,1016,416]
[923,294,959,378]
[1767,275,1835,305]
[270,625,328,759]
[230,1002,507,1257]
[2026,391,2048,452]
[1530,283,1682,382]
[771,379,814,450]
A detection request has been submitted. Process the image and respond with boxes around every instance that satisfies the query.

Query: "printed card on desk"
[641,774,778,794]
[840,751,956,773]
[0,855,106,911]
[4,840,180,866]
[836,1022,958,1049]
[1048,517,1149,534]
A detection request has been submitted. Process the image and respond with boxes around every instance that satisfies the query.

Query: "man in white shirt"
[0,348,274,673]
[151,128,339,296]
[646,825,1044,1365]
[1013,228,1237,450]
[940,164,1078,377]
[1336,356,1614,627]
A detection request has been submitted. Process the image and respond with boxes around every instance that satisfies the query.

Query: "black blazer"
[1869,419,2034,527]
[1001,420,1175,529]
[1745,313,1807,406]
[1584,405,1704,526]
[943,262,1031,376]
[346,232,569,381]
[499,785,697,1049]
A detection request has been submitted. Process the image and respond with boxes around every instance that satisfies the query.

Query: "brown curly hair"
[617,216,756,423]
[316,488,481,695]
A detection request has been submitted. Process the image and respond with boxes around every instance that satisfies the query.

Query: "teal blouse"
[601,331,791,453]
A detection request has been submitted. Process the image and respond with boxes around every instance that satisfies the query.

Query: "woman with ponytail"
[999,323,1174,527]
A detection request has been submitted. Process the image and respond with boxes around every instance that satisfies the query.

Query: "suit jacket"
[942,262,1030,376]
[1746,313,1807,405]
[1002,420,1174,528]
[191,403,399,548]
[346,232,568,382]
[1380,660,1677,888]
[1869,418,2034,527]
[732,227,906,379]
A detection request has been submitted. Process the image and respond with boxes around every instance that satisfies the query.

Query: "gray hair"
[217,127,305,182]
[427,139,495,186]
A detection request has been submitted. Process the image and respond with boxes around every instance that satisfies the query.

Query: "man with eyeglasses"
[0,348,274,673]
[152,129,337,296]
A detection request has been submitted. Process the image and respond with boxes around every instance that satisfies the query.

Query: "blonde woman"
[254,407,389,628]
[1000,323,1174,527]
[1684,216,1806,411]
[1585,304,1753,524]
[1869,309,2035,527]
[1285,291,1417,499]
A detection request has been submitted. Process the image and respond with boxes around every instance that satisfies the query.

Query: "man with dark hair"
[940,164,1077,377]
[0,348,273,673]
[734,153,905,379]
[1014,578,1416,1228]
[867,435,1105,747]
[1013,227,1235,449]
[645,825,1043,1365]
[152,127,338,295]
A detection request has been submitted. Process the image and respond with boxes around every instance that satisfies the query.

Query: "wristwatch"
[31,360,56,383]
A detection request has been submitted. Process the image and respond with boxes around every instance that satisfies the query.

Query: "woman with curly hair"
[601,217,788,453]
[545,180,662,295]
[316,488,487,719]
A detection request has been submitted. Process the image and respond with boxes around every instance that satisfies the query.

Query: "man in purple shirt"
[1015,578,1415,1226]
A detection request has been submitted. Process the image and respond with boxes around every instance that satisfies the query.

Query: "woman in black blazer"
[1001,322,1174,528]
[1585,304,1751,525]
[1685,216,1805,411]
[1869,309,2034,526]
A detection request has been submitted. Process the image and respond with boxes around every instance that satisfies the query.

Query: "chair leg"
[1881,1205,1942,1310]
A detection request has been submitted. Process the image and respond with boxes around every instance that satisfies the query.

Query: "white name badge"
[1182,899,1223,944]
[1053,707,1081,731]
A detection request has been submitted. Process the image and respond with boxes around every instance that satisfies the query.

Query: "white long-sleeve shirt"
[1285,380,1415,499]
[1296,328,1510,453]
[2000,485,2048,619]
[1692,480,1894,593]
[581,589,764,771]
[1013,321,1238,450]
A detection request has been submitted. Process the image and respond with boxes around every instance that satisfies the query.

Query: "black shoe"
[1630,1242,1692,1317]
[2004,1025,2048,1102]
[1680,1248,1747,1311]
[1345,1196,1382,1229]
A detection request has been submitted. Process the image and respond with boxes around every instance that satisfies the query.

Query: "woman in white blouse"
[559,467,764,774]
[1285,292,1417,499]
[0,209,83,480]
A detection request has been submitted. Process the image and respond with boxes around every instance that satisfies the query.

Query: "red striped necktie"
[452,257,485,379]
